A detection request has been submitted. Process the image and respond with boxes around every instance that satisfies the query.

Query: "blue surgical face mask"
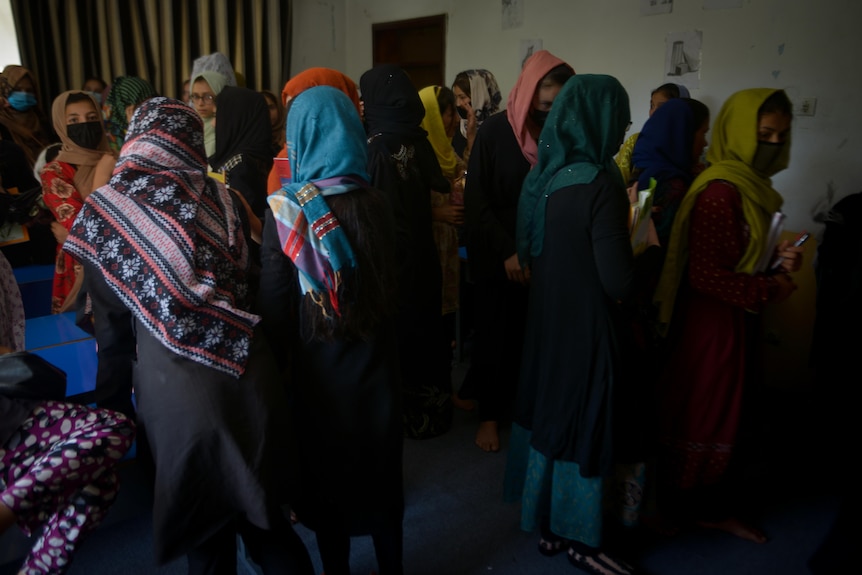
[86,91,103,106]
[7,91,37,112]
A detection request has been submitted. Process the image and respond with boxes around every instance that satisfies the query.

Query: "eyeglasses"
[191,94,215,103]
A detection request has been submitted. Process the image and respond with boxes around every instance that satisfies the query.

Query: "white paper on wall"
[520,39,543,70]
[664,30,703,90]
[641,0,673,16]
[503,0,524,30]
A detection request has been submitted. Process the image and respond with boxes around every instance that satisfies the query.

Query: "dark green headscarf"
[516,74,630,267]
[106,76,158,152]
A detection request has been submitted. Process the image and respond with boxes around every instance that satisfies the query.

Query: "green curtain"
[10,0,291,106]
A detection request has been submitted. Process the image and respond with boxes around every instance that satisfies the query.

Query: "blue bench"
[24,311,97,403]
[12,264,54,319]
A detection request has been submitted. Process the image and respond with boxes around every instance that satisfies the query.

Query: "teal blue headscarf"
[267,85,370,316]
[516,74,630,267]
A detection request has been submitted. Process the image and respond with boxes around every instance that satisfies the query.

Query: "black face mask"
[66,120,103,150]
[530,108,550,128]
[751,141,785,175]
[456,106,468,120]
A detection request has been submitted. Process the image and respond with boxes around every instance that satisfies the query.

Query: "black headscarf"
[208,86,273,169]
[359,64,427,140]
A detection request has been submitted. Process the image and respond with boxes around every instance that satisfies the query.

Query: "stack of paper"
[752,211,786,274]
[630,178,656,256]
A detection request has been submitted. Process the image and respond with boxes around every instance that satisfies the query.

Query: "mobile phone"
[770,231,809,271]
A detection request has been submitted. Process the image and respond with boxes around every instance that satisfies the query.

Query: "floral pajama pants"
[1,401,135,575]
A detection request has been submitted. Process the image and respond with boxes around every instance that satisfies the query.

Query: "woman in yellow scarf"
[652,88,803,542]
[419,85,466,324]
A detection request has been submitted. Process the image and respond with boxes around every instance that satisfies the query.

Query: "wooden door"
[372,14,447,90]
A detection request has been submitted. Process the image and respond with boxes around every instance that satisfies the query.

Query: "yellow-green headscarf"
[653,88,790,330]
[419,86,459,178]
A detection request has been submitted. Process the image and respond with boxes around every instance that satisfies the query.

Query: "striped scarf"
[267,86,369,317]
[64,97,259,377]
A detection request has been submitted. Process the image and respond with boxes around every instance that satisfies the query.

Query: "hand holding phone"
[770,230,809,272]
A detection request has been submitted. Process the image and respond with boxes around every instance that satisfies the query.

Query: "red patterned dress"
[658,180,782,493]
[40,160,84,313]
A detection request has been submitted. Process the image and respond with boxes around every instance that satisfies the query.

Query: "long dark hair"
[453,72,471,99]
[299,186,397,342]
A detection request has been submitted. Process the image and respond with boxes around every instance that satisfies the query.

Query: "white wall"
[0,0,22,66]
[292,0,862,234]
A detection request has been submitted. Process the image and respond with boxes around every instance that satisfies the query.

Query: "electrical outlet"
[797,97,817,117]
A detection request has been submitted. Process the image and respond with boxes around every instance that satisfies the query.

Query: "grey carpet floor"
[1,360,843,575]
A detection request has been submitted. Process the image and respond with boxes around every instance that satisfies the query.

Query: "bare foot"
[475,420,500,452]
[697,517,767,543]
[452,392,475,411]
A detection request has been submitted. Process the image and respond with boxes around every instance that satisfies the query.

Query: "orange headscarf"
[506,50,573,166]
[51,90,115,195]
[266,68,362,194]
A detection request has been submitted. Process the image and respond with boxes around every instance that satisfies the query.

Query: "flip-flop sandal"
[538,535,568,556]
[567,546,636,575]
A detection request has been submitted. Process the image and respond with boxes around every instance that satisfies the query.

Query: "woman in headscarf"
[461,50,574,452]
[190,52,238,159]
[63,97,315,575]
[104,75,158,153]
[419,85,466,340]
[209,86,273,222]
[361,63,453,440]
[615,82,690,185]
[504,74,638,575]
[630,97,710,247]
[40,90,116,314]
[259,84,403,575]
[260,88,286,157]
[652,89,803,543]
[265,67,363,195]
[0,65,56,168]
[450,69,502,164]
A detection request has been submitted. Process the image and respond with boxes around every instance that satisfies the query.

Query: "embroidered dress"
[652,89,791,523]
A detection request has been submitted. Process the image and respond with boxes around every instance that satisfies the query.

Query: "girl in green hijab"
[506,74,642,575]
[652,89,803,543]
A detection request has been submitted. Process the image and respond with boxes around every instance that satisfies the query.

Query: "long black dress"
[84,267,301,565]
[461,111,530,422]
[514,172,639,475]
[258,207,404,537]
[365,130,453,440]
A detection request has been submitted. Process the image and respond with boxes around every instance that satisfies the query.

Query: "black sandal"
[567,546,636,575]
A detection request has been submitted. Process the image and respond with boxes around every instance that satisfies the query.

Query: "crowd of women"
[0,47,806,575]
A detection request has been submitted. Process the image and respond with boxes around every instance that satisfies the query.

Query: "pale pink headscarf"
[506,50,574,166]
